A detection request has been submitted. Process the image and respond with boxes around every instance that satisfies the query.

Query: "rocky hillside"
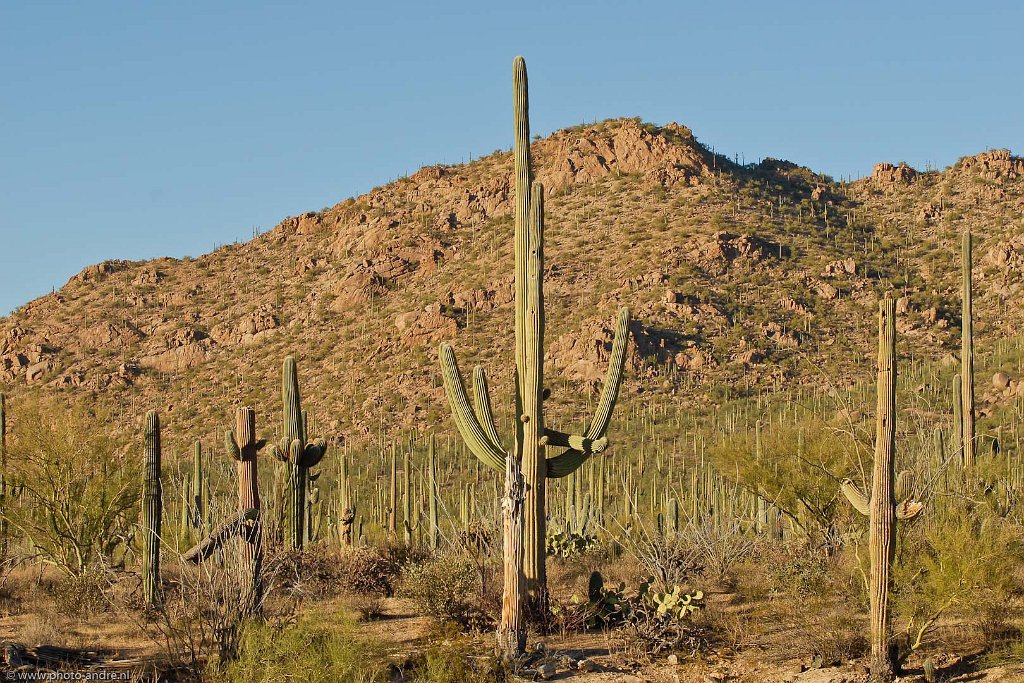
[2,118,1023,453]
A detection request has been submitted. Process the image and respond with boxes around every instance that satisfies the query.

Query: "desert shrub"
[18,614,67,648]
[378,541,432,571]
[336,547,399,597]
[269,546,351,601]
[982,637,1024,667]
[795,610,869,665]
[139,536,285,674]
[549,595,591,636]
[450,522,495,559]
[48,565,111,617]
[404,629,506,683]
[684,521,757,587]
[214,619,386,683]
[565,570,708,657]
[761,542,836,597]
[969,590,1021,650]
[617,523,701,590]
[892,503,1024,656]
[710,418,861,543]
[399,553,479,624]
[349,593,387,622]
[547,537,613,600]
[1,397,139,576]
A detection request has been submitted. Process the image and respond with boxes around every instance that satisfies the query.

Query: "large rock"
[140,343,208,373]
[394,304,459,347]
[955,149,1024,183]
[689,232,784,275]
[211,307,279,346]
[872,161,918,185]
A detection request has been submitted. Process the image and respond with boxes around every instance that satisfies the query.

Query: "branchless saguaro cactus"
[961,229,976,468]
[388,443,398,537]
[840,298,923,682]
[439,56,631,618]
[338,445,355,546]
[142,410,162,605]
[225,406,265,611]
[0,393,7,553]
[192,439,206,530]
[427,435,439,549]
[271,357,327,549]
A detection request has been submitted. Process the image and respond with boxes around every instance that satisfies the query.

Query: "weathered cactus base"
[495,629,527,662]
[870,653,896,683]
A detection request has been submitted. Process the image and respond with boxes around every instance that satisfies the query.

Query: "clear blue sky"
[2,2,1020,316]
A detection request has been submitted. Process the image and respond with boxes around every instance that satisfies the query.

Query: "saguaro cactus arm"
[300,439,328,467]
[840,479,871,516]
[545,307,630,479]
[541,430,608,453]
[225,428,267,460]
[439,343,507,471]
[473,366,504,449]
[841,472,923,520]
[580,306,631,443]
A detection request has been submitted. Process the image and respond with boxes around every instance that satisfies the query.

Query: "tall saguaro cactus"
[439,56,631,613]
[388,444,398,537]
[192,440,206,530]
[271,357,327,550]
[840,299,923,682]
[0,393,7,553]
[142,411,162,605]
[338,446,355,546]
[961,229,976,468]
[427,435,439,549]
[225,406,264,611]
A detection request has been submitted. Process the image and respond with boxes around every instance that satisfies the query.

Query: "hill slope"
[2,118,1023,453]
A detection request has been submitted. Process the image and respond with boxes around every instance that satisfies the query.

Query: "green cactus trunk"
[868,298,898,682]
[338,446,355,546]
[428,435,439,549]
[952,375,963,465]
[961,230,976,468]
[272,462,286,545]
[288,457,305,548]
[142,411,162,605]
[512,57,549,611]
[388,443,398,537]
[0,393,7,554]
[285,359,304,549]
[306,483,321,545]
[192,440,205,530]
[402,449,413,544]
[180,473,190,536]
